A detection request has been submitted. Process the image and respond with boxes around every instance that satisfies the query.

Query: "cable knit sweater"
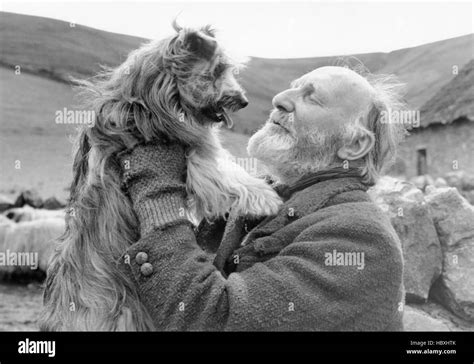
[118,144,405,331]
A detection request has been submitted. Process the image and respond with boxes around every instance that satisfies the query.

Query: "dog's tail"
[39,128,155,331]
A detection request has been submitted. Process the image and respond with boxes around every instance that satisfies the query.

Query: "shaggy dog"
[39,22,282,331]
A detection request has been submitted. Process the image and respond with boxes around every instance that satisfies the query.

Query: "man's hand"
[118,140,190,236]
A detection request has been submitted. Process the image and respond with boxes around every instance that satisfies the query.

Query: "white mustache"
[269,109,288,123]
[268,109,295,133]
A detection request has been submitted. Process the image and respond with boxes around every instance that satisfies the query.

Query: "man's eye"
[305,94,322,106]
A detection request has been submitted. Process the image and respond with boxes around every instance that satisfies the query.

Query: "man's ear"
[337,118,375,161]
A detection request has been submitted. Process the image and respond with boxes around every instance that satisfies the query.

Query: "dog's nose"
[238,95,249,109]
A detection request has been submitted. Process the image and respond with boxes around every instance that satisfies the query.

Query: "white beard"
[247,122,342,184]
[247,123,294,164]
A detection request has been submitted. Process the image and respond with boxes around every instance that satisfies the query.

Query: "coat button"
[140,262,153,276]
[135,252,148,265]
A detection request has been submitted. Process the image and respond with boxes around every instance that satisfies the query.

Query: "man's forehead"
[290,76,328,97]
[291,67,373,99]
[290,68,340,89]
[292,68,331,84]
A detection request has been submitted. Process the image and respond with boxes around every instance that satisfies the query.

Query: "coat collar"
[280,176,369,218]
[272,166,364,202]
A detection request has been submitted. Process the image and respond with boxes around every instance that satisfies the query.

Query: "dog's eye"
[213,63,227,78]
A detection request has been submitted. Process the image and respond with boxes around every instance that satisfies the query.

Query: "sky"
[1,0,473,58]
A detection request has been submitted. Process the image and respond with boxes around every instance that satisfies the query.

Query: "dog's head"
[74,21,249,159]
[165,21,248,127]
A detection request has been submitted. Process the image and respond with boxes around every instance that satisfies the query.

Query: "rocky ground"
[0,282,472,332]
[404,303,473,331]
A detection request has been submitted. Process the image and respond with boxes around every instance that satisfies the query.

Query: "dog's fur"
[39,22,282,331]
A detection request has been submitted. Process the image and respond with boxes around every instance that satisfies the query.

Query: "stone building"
[396,59,474,178]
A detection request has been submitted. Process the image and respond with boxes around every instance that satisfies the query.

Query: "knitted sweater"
[118,172,405,331]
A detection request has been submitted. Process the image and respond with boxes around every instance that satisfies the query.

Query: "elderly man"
[118,66,406,331]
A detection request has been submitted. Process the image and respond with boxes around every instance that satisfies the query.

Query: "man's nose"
[272,89,295,113]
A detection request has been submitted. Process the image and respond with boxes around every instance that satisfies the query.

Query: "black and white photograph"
[0,0,473,357]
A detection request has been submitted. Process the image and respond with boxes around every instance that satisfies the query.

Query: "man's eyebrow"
[289,81,326,102]
[301,83,316,94]
[290,81,316,93]
[302,83,328,105]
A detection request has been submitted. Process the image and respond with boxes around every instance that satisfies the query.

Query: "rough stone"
[14,190,43,209]
[410,174,435,191]
[444,171,474,192]
[425,187,474,322]
[403,305,450,331]
[434,177,448,188]
[425,187,474,248]
[369,177,442,302]
[42,196,66,210]
[0,194,14,213]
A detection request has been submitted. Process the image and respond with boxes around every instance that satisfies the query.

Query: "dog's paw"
[236,181,283,217]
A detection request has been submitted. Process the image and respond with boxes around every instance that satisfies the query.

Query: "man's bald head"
[293,66,374,119]
[248,66,406,185]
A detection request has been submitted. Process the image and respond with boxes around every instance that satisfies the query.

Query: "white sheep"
[4,205,65,222]
[0,217,65,275]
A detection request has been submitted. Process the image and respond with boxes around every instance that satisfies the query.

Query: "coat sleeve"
[120,203,404,331]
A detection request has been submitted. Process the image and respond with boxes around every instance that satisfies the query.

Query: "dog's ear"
[200,24,216,38]
[184,31,217,60]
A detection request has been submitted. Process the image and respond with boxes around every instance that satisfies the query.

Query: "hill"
[0,12,147,82]
[1,12,473,134]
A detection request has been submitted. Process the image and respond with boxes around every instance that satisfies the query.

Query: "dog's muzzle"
[218,93,249,127]
[222,93,249,111]
[203,93,249,128]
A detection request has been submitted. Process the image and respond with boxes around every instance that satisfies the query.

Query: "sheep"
[0,217,65,277]
[4,205,65,223]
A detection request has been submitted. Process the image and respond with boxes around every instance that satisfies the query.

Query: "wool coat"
[119,176,405,331]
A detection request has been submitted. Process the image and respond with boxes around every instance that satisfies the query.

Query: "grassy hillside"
[0,66,79,199]
[379,35,474,108]
[0,12,147,82]
[1,12,472,134]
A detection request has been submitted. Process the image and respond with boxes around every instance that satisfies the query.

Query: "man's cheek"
[294,116,315,137]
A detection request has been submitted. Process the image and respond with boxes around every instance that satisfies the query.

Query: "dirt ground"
[0,283,43,331]
[1,282,472,331]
